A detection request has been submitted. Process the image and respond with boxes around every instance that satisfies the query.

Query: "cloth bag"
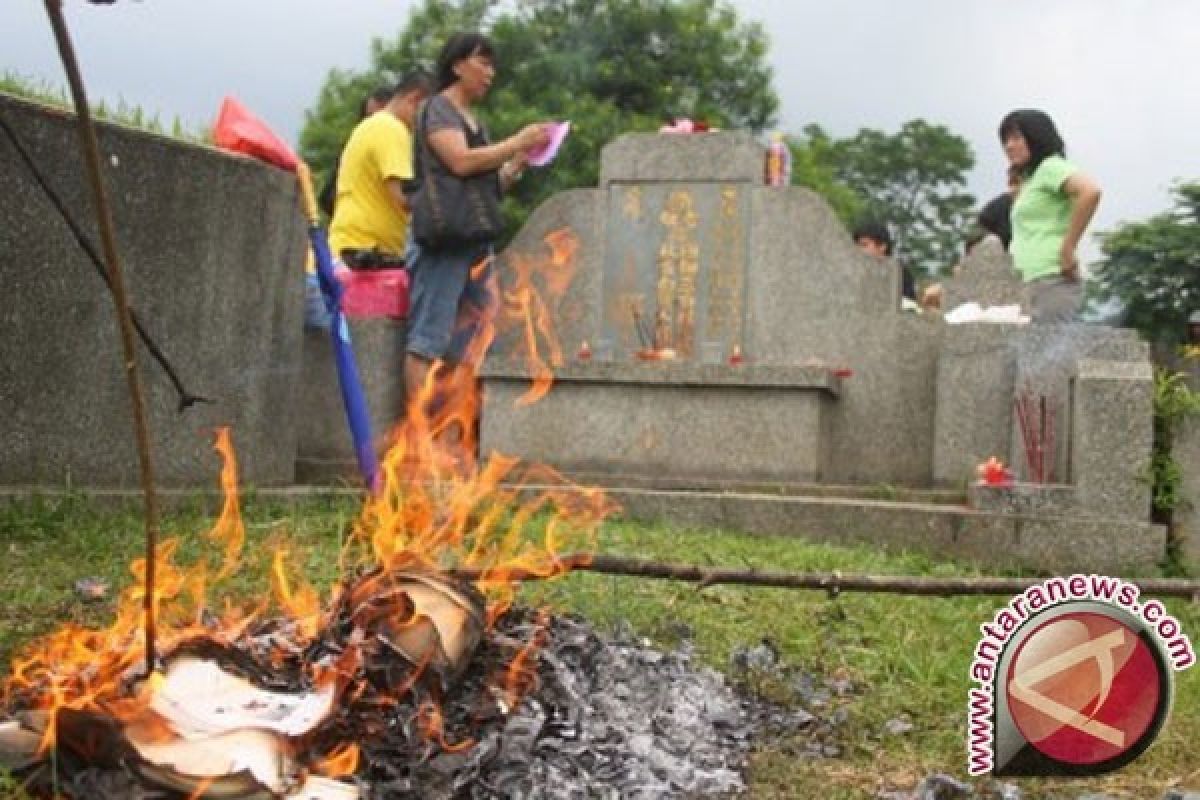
[408,100,503,250]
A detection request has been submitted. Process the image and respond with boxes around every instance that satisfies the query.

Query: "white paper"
[150,657,336,739]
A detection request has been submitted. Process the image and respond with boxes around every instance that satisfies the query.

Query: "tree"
[298,0,495,198]
[826,120,975,277]
[1091,183,1200,348]
[786,124,864,227]
[298,0,779,237]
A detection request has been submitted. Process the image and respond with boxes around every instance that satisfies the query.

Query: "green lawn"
[1,493,1197,799]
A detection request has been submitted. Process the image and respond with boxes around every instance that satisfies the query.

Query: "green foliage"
[1150,367,1200,515]
[784,120,976,276]
[1092,182,1200,348]
[1,71,210,143]
[297,0,778,240]
[786,124,864,226]
[828,119,976,277]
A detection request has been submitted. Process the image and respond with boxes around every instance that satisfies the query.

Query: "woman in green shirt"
[998,110,1102,324]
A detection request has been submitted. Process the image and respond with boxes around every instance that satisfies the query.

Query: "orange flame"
[4,226,613,776]
[502,611,549,711]
[417,700,474,753]
[314,743,360,777]
[1,429,264,746]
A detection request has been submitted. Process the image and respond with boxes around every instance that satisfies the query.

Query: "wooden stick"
[455,553,1200,599]
[44,0,160,674]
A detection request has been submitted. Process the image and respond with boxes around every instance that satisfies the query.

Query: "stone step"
[295,457,967,506]
[594,485,1162,574]
[4,482,1162,574]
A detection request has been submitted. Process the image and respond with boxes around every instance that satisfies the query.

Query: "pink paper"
[526,121,570,167]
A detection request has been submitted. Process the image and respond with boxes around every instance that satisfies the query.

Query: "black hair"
[358,85,394,119]
[998,109,1066,177]
[977,192,1013,249]
[852,220,893,256]
[435,32,496,92]
[394,69,434,97]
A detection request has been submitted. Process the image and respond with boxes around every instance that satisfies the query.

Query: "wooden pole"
[44,0,160,674]
[456,553,1200,600]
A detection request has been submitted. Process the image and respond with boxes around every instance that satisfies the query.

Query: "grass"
[1,71,211,143]
[0,493,1198,799]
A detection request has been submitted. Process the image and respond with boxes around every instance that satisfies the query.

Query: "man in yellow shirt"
[329,71,432,266]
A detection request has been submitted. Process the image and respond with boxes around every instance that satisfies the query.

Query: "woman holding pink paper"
[404,32,552,455]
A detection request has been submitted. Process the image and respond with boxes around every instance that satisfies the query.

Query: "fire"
[2,227,615,794]
[314,743,359,778]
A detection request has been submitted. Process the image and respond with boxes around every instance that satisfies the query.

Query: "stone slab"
[967,482,1077,516]
[0,92,307,487]
[941,235,1025,312]
[1070,358,1154,520]
[481,374,836,484]
[933,324,1020,486]
[608,488,1165,573]
[599,132,764,186]
[1010,325,1147,485]
[296,318,407,464]
[482,361,843,392]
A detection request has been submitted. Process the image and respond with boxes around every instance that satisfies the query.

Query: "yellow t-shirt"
[328,111,413,257]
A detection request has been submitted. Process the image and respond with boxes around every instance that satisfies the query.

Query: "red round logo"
[1005,611,1163,766]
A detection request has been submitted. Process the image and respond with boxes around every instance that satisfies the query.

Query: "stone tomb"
[480,132,1164,570]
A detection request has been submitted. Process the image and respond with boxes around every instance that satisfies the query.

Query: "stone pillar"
[295,319,406,482]
[1070,359,1154,520]
[932,325,1017,486]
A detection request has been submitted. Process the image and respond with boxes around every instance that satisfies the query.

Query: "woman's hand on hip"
[1059,244,1080,283]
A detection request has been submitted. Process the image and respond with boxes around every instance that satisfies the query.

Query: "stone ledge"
[604,487,1164,573]
[0,485,1163,572]
[481,362,842,395]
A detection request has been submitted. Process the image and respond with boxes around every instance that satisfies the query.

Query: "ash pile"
[2,591,820,800]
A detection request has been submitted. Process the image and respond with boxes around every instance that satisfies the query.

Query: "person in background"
[852,219,916,303]
[318,85,394,218]
[976,165,1022,250]
[998,109,1102,324]
[328,71,432,270]
[403,32,550,450]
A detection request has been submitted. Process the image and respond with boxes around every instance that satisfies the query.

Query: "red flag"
[212,96,299,171]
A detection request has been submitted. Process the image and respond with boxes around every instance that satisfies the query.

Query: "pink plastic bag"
[335,266,409,320]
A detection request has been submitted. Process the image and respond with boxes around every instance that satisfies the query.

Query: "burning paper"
[149,656,337,739]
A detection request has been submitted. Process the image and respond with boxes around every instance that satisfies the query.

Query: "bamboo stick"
[454,553,1200,599]
[44,0,161,674]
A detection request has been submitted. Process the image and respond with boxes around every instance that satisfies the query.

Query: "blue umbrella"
[210,98,379,493]
[298,164,379,492]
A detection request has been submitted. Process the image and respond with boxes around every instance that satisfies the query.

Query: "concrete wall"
[0,93,307,487]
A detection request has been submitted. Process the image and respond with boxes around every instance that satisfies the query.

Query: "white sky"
[6,0,1200,263]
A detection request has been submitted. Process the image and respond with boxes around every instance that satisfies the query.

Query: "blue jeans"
[405,241,495,364]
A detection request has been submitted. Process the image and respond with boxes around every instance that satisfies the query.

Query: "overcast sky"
[7,1,1199,264]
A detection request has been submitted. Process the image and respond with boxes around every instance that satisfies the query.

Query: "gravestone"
[483,132,1158,505]
[483,132,924,486]
[940,235,1026,313]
